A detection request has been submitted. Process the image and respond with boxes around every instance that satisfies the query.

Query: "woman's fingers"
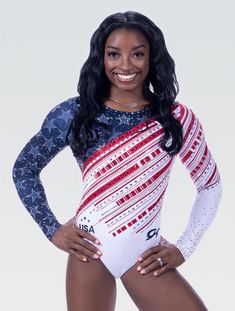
[138,245,167,267]
[137,257,164,275]
[136,250,167,274]
[69,249,89,262]
[153,264,171,277]
[73,226,102,259]
[137,252,164,268]
[138,245,162,262]
[73,230,101,253]
[51,221,102,261]
[76,226,100,245]
[136,242,185,276]
[71,242,102,259]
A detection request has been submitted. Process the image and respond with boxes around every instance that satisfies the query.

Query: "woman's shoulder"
[39,96,81,135]
[170,100,205,140]
[171,100,191,115]
[51,95,80,114]
[44,96,81,122]
[171,100,195,124]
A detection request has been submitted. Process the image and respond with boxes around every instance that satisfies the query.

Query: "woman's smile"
[114,72,139,82]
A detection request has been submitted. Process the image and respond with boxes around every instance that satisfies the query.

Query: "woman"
[12,11,222,311]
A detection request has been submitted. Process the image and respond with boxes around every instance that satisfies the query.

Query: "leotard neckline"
[103,103,152,114]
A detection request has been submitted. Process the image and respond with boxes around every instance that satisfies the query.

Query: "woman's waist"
[75,211,161,252]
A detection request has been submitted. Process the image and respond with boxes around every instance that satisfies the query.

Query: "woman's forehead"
[104,28,149,48]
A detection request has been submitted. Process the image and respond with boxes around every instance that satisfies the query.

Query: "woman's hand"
[136,236,185,277]
[51,217,102,262]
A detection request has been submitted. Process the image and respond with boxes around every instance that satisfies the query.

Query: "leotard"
[12,96,222,278]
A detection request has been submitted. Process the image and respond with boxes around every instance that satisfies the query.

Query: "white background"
[1,0,234,310]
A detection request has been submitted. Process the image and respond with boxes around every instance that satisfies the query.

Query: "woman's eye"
[107,52,119,58]
[106,51,144,58]
[134,52,144,57]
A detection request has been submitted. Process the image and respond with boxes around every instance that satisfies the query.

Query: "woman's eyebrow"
[132,44,147,50]
[105,46,121,50]
[105,44,147,50]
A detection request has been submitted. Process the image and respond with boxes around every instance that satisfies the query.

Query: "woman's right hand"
[51,217,102,262]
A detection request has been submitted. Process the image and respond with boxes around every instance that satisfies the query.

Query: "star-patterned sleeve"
[172,102,222,260]
[12,97,79,241]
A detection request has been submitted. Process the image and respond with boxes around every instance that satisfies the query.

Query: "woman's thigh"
[66,255,117,311]
[120,261,207,311]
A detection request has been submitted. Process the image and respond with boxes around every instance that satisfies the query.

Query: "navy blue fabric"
[12,96,155,240]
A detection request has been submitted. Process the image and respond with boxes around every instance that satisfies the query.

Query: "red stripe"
[136,206,162,233]
[105,189,166,237]
[205,164,217,187]
[180,115,201,162]
[181,150,192,163]
[185,129,205,169]
[93,153,170,208]
[82,117,157,174]
[183,110,195,145]
[85,140,161,199]
[94,129,163,178]
[104,180,166,224]
[172,103,189,132]
[94,129,164,178]
[77,163,140,213]
[191,145,208,179]
[112,158,171,209]
[84,124,163,180]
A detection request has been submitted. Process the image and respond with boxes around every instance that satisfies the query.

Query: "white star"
[43,137,55,151]
[15,179,25,189]
[28,189,42,202]
[44,119,57,132]
[28,145,39,158]
[97,115,109,124]
[29,204,40,215]
[59,109,72,123]
[117,115,130,124]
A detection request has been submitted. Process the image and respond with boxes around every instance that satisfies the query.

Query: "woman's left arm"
[137,103,223,276]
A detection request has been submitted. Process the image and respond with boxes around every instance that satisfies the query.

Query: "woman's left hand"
[136,237,185,277]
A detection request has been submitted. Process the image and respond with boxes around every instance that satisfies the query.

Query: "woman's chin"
[111,81,142,92]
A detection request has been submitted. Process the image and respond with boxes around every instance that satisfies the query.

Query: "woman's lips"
[114,73,138,82]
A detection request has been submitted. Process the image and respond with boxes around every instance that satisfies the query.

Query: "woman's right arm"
[12,97,102,261]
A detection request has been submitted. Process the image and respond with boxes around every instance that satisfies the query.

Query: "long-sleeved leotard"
[12,96,222,278]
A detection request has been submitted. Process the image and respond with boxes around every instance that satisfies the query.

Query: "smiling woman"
[104,30,149,86]
[12,10,222,311]
[104,29,150,112]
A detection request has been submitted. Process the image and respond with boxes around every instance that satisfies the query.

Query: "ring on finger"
[157,257,164,267]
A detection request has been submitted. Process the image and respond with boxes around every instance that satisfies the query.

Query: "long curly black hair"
[71,11,183,158]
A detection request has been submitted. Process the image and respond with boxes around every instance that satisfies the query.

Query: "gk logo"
[146,228,160,240]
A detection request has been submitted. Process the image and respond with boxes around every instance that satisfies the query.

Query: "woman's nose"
[119,55,133,70]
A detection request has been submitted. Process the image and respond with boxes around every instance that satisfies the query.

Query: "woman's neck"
[109,87,145,103]
[105,88,150,112]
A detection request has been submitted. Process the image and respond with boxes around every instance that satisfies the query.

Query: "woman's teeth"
[116,73,137,81]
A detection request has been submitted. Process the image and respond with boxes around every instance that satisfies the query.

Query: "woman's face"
[104,28,150,93]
